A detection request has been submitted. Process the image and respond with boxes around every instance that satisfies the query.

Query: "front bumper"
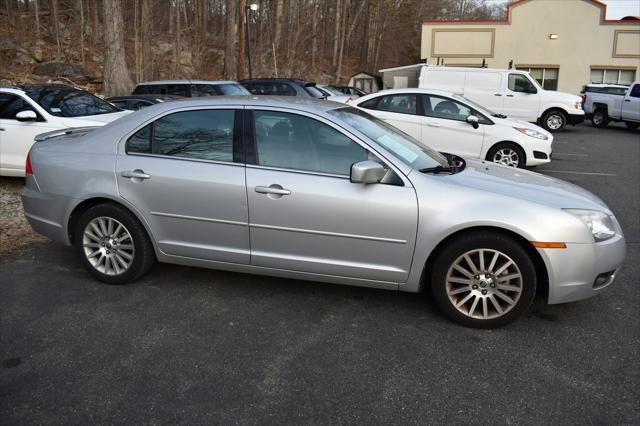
[541,234,626,304]
[567,113,585,126]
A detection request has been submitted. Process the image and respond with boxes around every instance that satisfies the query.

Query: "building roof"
[422,0,640,25]
[378,64,427,73]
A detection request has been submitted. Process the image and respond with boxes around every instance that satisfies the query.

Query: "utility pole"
[237,0,246,81]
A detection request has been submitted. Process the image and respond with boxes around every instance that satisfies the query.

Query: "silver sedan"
[22,97,626,328]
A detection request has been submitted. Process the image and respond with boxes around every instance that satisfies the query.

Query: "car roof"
[354,87,461,98]
[240,78,315,85]
[130,95,343,114]
[584,83,629,88]
[426,66,525,74]
[135,80,238,85]
[106,94,182,101]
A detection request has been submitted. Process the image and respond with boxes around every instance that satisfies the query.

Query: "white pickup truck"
[582,82,640,129]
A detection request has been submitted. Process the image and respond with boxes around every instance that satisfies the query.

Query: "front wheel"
[430,232,537,328]
[486,142,526,168]
[541,110,567,132]
[75,203,155,285]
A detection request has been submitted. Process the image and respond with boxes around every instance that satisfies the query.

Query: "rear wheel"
[591,109,609,128]
[75,203,155,285]
[430,232,537,328]
[487,142,525,168]
[541,109,566,132]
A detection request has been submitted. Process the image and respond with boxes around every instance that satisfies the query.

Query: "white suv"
[352,88,553,168]
[0,85,130,176]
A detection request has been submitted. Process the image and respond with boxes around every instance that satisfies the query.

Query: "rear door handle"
[506,94,514,97]
[624,99,631,102]
[427,122,441,127]
[255,185,291,195]
[494,93,502,97]
[121,169,151,180]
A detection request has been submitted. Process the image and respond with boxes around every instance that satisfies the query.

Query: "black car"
[240,78,325,98]
[132,80,250,98]
[106,95,183,111]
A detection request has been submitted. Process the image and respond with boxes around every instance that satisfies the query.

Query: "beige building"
[420,0,640,94]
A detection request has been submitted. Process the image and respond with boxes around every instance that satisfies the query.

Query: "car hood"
[491,115,550,133]
[60,110,132,127]
[443,159,609,212]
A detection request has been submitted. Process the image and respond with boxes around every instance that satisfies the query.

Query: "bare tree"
[103,0,133,96]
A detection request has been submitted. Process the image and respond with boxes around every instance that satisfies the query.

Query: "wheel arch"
[484,140,527,164]
[67,196,158,253]
[538,107,568,123]
[420,225,549,299]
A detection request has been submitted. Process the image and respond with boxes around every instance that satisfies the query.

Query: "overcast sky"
[601,0,640,18]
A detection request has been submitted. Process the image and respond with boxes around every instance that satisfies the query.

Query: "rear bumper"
[21,179,73,245]
[567,113,585,126]
[541,234,626,304]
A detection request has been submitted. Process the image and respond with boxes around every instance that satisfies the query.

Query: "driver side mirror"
[16,110,38,122]
[466,115,480,129]
[350,160,386,184]
[526,85,538,94]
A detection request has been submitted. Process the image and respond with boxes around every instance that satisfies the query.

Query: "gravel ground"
[0,177,47,258]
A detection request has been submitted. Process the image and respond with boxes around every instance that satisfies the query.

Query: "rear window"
[216,83,250,96]
[303,85,325,98]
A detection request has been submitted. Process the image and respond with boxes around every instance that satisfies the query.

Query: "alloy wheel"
[82,216,135,276]
[445,248,523,320]
[492,148,520,167]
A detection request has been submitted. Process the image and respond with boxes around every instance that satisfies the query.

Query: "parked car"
[582,82,640,129]
[106,94,183,111]
[0,84,130,176]
[352,88,552,168]
[418,66,585,132]
[23,97,625,328]
[333,86,368,97]
[132,80,250,97]
[316,84,353,103]
[240,78,325,98]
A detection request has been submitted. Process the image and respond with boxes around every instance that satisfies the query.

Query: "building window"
[590,68,636,85]
[516,67,559,91]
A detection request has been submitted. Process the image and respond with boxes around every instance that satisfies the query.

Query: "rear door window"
[126,109,235,162]
[191,84,218,97]
[375,94,418,115]
[424,95,473,122]
[167,84,190,97]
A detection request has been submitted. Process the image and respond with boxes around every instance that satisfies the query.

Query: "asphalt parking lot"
[1,123,638,424]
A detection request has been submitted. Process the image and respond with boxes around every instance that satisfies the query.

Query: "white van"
[418,66,584,132]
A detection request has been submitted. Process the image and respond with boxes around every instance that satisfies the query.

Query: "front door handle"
[121,169,151,180]
[494,93,502,97]
[255,185,291,195]
[624,99,631,102]
[0,128,5,131]
[427,122,441,127]
[506,94,514,97]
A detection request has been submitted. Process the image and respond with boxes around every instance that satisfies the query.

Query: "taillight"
[25,153,33,175]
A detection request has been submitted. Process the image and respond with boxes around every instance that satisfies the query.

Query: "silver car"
[22,97,626,328]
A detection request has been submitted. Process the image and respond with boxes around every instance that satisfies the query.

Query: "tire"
[541,109,567,132]
[625,121,639,130]
[74,203,155,285]
[486,142,526,168]
[430,232,537,328]
[591,109,609,128]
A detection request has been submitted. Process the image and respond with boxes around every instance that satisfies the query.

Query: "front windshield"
[25,87,122,117]
[452,94,497,117]
[217,83,251,96]
[328,107,448,169]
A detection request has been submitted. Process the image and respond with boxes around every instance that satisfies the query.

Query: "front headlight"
[514,127,548,140]
[575,101,582,110]
[565,209,616,242]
